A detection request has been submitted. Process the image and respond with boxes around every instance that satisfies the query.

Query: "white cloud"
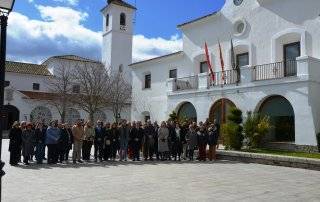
[53,0,79,6]
[7,5,101,63]
[7,5,182,64]
[132,34,182,62]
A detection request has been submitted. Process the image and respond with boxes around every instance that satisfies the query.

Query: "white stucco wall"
[6,72,50,92]
[130,0,320,146]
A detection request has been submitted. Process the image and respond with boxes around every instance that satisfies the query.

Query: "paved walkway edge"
[217,150,320,171]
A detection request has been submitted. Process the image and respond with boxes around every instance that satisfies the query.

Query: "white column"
[198,72,208,90]
[166,78,176,92]
[240,65,252,84]
[296,56,310,80]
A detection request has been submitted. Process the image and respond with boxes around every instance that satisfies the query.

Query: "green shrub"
[222,107,243,150]
[317,133,320,153]
[243,112,271,149]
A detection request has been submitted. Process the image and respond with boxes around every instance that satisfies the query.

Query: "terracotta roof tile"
[19,91,56,100]
[6,61,52,76]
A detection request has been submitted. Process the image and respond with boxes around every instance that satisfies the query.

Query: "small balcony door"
[283,42,300,76]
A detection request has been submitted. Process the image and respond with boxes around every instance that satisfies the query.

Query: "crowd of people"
[8,119,220,166]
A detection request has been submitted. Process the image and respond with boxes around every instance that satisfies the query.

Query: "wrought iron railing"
[209,69,239,87]
[174,75,198,91]
[253,60,297,81]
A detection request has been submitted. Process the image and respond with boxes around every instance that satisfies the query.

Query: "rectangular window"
[169,69,177,79]
[236,52,249,67]
[144,74,151,89]
[72,85,80,94]
[200,61,209,73]
[33,83,40,91]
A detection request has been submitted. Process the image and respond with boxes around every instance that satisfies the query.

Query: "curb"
[217,150,320,171]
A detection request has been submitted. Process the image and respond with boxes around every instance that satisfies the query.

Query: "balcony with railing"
[172,75,198,91]
[167,57,319,93]
[252,60,297,81]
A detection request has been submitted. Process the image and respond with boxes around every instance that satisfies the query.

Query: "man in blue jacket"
[46,120,61,164]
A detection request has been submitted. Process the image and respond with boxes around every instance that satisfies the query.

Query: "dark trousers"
[132,143,140,161]
[198,145,207,161]
[104,146,111,160]
[143,143,154,160]
[188,149,195,160]
[94,142,104,160]
[82,140,93,160]
[47,144,58,164]
[111,144,118,160]
[35,143,45,163]
[9,147,21,165]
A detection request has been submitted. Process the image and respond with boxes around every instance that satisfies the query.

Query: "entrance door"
[283,42,300,76]
[2,105,20,130]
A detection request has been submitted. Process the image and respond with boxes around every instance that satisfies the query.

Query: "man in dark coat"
[153,122,160,160]
[35,123,46,164]
[129,122,142,161]
[110,123,120,161]
[103,123,112,161]
[58,124,70,163]
[9,121,22,166]
[143,121,155,161]
[94,121,105,162]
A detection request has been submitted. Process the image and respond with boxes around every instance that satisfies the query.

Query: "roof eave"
[177,11,219,29]
[129,51,184,67]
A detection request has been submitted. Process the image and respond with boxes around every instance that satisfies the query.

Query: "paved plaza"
[1,140,320,202]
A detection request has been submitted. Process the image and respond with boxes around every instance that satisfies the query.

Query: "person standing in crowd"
[129,122,141,161]
[21,123,35,165]
[197,124,208,161]
[167,121,176,160]
[158,121,169,161]
[180,123,188,160]
[119,120,129,161]
[58,124,70,163]
[65,124,73,161]
[153,121,160,161]
[46,121,61,164]
[35,123,46,164]
[208,123,219,161]
[143,120,155,161]
[72,120,84,164]
[103,123,112,161]
[94,121,105,162]
[186,124,197,161]
[82,121,95,161]
[9,121,22,166]
[174,123,183,161]
[110,123,120,161]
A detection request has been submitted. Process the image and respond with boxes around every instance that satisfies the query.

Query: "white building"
[3,55,131,130]
[130,0,320,147]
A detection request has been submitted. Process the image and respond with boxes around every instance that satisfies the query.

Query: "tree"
[46,60,73,123]
[243,112,271,149]
[70,62,110,122]
[222,108,244,150]
[108,72,132,123]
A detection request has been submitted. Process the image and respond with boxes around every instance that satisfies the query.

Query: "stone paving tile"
[2,140,320,201]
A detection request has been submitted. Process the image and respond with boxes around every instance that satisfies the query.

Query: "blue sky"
[8,0,225,63]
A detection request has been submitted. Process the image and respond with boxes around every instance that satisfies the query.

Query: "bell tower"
[101,0,136,81]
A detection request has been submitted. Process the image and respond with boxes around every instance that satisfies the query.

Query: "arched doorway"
[30,106,52,125]
[2,105,20,130]
[177,102,197,123]
[209,99,236,124]
[65,108,81,125]
[259,96,295,142]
